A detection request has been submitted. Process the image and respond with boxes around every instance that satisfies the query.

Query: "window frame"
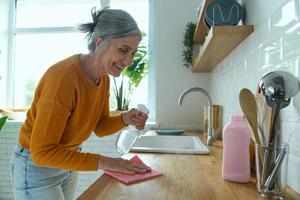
[7,0,155,122]
[8,0,91,108]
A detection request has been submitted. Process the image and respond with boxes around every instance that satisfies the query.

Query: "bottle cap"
[137,104,149,115]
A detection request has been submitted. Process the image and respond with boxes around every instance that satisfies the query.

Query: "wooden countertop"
[77,131,299,200]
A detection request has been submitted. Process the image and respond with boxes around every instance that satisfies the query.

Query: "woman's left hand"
[121,108,148,130]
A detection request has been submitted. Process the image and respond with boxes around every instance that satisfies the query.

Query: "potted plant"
[113,36,149,111]
[182,22,196,68]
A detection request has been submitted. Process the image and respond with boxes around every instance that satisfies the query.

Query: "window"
[9,0,150,113]
[12,0,98,108]
[109,0,149,111]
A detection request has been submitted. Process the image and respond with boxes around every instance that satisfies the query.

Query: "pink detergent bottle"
[222,115,250,183]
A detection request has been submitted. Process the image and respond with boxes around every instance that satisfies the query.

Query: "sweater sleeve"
[94,95,127,137]
[30,100,100,171]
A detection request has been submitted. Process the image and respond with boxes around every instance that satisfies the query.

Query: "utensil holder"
[255,143,289,199]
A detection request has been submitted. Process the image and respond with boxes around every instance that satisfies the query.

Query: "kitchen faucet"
[178,87,216,146]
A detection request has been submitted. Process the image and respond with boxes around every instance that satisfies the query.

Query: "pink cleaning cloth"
[104,155,163,185]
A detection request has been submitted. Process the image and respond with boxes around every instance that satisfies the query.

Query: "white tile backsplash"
[211,0,300,193]
[287,154,300,193]
[283,23,300,59]
[251,20,270,51]
[260,36,283,69]
[269,0,298,39]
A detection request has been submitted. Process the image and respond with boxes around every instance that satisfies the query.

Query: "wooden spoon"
[240,88,264,175]
[239,88,261,145]
[255,92,271,145]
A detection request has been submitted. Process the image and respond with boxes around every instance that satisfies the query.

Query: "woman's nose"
[124,55,134,66]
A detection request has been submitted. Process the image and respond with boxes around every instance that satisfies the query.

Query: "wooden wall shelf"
[193,0,213,44]
[192,0,254,72]
[192,25,254,72]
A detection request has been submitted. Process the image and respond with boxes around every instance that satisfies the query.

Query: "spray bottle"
[115,104,149,154]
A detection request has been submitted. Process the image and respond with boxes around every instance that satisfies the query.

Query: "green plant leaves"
[0,116,8,131]
[124,45,148,92]
[182,22,196,68]
[113,76,128,111]
[113,39,149,111]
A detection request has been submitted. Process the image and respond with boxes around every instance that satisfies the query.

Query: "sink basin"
[130,135,209,154]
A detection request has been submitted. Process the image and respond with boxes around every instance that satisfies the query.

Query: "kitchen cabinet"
[192,0,254,72]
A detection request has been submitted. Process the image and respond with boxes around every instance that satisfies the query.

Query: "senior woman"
[10,8,151,200]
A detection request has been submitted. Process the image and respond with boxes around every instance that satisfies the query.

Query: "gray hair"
[78,7,142,52]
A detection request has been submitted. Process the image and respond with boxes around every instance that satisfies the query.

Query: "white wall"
[210,0,300,193]
[0,0,10,106]
[152,0,210,129]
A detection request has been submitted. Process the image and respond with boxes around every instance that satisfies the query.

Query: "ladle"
[257,71,300,189]
[258,71,300,145]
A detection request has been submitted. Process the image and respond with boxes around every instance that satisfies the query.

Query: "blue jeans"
[10,144,78,200]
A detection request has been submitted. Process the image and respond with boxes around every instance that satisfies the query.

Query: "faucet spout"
[178,87,216,146]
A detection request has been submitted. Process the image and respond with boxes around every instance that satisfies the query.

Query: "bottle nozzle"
[137,104,149,115]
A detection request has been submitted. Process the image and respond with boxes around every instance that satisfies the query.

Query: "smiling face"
[95,36,140,77]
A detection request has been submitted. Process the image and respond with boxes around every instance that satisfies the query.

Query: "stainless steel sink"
[130,135,209,154]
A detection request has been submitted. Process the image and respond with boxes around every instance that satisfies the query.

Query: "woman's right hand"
[98,156,151,175]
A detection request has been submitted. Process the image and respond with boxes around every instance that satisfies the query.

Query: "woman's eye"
[119,48,129,53]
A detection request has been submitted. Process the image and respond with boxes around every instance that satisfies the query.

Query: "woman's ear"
[95,36,103,47]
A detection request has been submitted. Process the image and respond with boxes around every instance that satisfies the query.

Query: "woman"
[10,8,151,200]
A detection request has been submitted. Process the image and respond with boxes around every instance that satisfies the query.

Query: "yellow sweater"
[19,54,126,171]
